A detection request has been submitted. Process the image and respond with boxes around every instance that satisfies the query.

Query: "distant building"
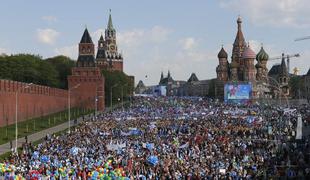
[176,73,210,97]
[137,71,210,97]
[301,68,310,100]
[135,80,147,94]
[134,80,166,96]
[268,55,290,97]
[158,71,185,96]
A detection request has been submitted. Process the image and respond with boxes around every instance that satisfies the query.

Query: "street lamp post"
[68,84,80,134]
[95,86,98,116]
[15,83,33,152]
[121,83,129,111]
[110,84,119,109]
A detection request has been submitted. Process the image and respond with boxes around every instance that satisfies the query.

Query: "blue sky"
[0,0,310,85]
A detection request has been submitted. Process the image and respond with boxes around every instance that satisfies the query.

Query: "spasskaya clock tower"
[96,10,123,72]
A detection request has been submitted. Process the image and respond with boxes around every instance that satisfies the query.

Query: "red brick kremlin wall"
[0,79,79,127]
[112,61,123,72]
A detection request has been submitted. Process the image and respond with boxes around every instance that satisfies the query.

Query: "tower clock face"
[110,45,115,51]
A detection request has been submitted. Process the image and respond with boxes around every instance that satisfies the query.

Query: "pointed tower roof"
[99,34,104,41]
[307,68,310,76]
[136,80,145,88]
[160,71,164,81]
[167,70,171,78]
[107,9,114,30]
[233,16,246,47]
[80,28,93,43]
[187,73,199,82]
[96,48,106,59]
[280,54,288,76]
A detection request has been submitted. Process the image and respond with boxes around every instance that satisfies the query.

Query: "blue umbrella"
[147,156,159,166]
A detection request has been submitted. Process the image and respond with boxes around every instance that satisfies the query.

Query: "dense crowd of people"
[1,96,310,179]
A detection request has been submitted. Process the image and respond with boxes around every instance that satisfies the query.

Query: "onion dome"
[242,44,256,59]
[217,47,228,59]
[256,46,269,61]
[230,61,239,68]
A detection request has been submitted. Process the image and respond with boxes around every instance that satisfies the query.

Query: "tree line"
[0,54,74,89]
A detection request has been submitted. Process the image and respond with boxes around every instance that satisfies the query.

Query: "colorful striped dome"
[242,45,256,59]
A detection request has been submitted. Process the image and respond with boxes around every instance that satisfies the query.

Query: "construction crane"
[295,36,310,41]
[269,53,300,74]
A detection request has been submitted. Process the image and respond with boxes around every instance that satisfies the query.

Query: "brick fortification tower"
[96,11,123,72]
[68,28,105,111]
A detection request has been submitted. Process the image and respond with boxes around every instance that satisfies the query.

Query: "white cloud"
[41,16,57,23]
[0,47,11,56]
[179,37,196,50]
[219,0,310,28]
[117,29,145,47]
[54,45,77,59]
[293,50,310,75]
[117,26,172,47]
[177,37,209,63]
[92,26,172,50]
[149,26,173,43]
[37,28,60,45]
[125,35,217,85]
[0,47,9,54]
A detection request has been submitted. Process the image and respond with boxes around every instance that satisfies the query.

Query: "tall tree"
[45,55,75,89]
[101,70,134,106]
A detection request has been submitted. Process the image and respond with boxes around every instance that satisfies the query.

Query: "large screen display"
[224,83,252,102]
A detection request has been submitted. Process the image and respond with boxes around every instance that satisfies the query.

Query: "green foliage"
[46,55,75,89]
[289,75,304,99]
[0,54,75,89]
[101,70,134,106]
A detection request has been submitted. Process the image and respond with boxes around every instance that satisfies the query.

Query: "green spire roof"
[107,9,114,30]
